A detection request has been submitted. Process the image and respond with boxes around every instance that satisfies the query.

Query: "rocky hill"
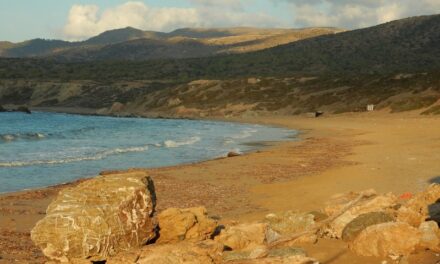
[0,15,439,116]
[0,27,341,61]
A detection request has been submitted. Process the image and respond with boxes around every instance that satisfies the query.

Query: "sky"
[0,0,439,42]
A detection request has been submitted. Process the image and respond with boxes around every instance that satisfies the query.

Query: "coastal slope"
[0,15,439,116]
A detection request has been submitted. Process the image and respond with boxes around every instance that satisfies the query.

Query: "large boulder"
[265,211,316,235]
[31,172,157,262]
[265,211,317,244]
[341,212,394,241]
[157,207,217,244]
[397,184,440,227]
[215,223,268,251]
[324,191,398,238]
[349,222,421,258]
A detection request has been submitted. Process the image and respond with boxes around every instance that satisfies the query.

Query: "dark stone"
[306,111,324,118]
[16,106,31,114]
[0,105,5,112]
[342,211,394,241]
[308,210,329,222]
[227,151,241,158]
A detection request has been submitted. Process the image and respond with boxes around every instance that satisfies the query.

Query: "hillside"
[0,27,341,61]
[0,15,439,116]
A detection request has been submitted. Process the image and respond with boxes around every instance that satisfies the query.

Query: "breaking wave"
[164,136,201,148]
[230,128,258,139]
[1,132,45,142]
[0,145,149,167]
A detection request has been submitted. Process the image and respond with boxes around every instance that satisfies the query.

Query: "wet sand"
[1,111,440,263]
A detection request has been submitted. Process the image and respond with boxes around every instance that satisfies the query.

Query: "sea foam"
[0,145,149,167]
[164,136,201,148]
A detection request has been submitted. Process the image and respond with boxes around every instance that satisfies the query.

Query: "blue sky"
[0,0,439,42]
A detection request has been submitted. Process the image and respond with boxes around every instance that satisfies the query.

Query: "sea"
[0,111,296,193]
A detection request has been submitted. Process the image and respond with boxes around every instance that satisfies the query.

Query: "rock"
[349,222,421,257]
[31,172,157,262]
[16,106,31,114]
[227,151,242,157]
[396,206,425,227]
[0,105,5,112]
[157,207,217,244]
[265,211,317,244]
[249,245,270,259]
[110,102,125,113]
[223,251,253,261]
[226,255,318,264]
[397,184,440,227]
[135,240,223,264]
[308,211,328,222]
[418,221,440,252]
[106,250,140,264]
[324,189,377,216]
[265,212,316,235]
[215,223,268,251]
[267,247,307,258]
[342,212,394,241]
[223,246,307,262]
[324,192,398,238]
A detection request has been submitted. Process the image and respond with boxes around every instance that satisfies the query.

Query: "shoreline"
[0,109,297,195]
[1,110,440,263]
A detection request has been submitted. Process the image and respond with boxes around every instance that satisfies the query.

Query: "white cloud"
[63,1,282,40]
[62,0,440,40]
[278,0,440,29]
[188,0,244,10]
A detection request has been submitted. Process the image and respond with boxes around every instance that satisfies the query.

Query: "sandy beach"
[1,112,440,263]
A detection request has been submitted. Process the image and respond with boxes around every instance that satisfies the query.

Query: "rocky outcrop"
[397,184,440,226]
[107,240,223,264]
[418,221,440,252]
[157,207,217,244]
[30,176,440,263]
[341,212,394,241]
[324,191,397,238]
[31,172,157,262]
[265,211,317,244]
[349,222,421,257]
[137,240,222,264]
[0,105,5,112]
[16,106,31,114]
[229,255,319,264]
[265,212,316,235]
[222,246,308,262]
[215,223,268,251]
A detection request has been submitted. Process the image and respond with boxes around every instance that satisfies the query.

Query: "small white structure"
[367,104,375,111]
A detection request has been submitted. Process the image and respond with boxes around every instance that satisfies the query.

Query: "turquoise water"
[0,112,295,193]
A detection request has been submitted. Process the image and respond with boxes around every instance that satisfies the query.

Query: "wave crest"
[0,145,149,168]
[164,136,201,148]
[1,132,45,142]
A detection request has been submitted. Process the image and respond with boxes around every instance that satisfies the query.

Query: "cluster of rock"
[0,105,31,114]
[31,174,440,263]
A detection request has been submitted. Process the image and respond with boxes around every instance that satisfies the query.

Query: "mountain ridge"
[0,15,439,116]
[0,26,342,60]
